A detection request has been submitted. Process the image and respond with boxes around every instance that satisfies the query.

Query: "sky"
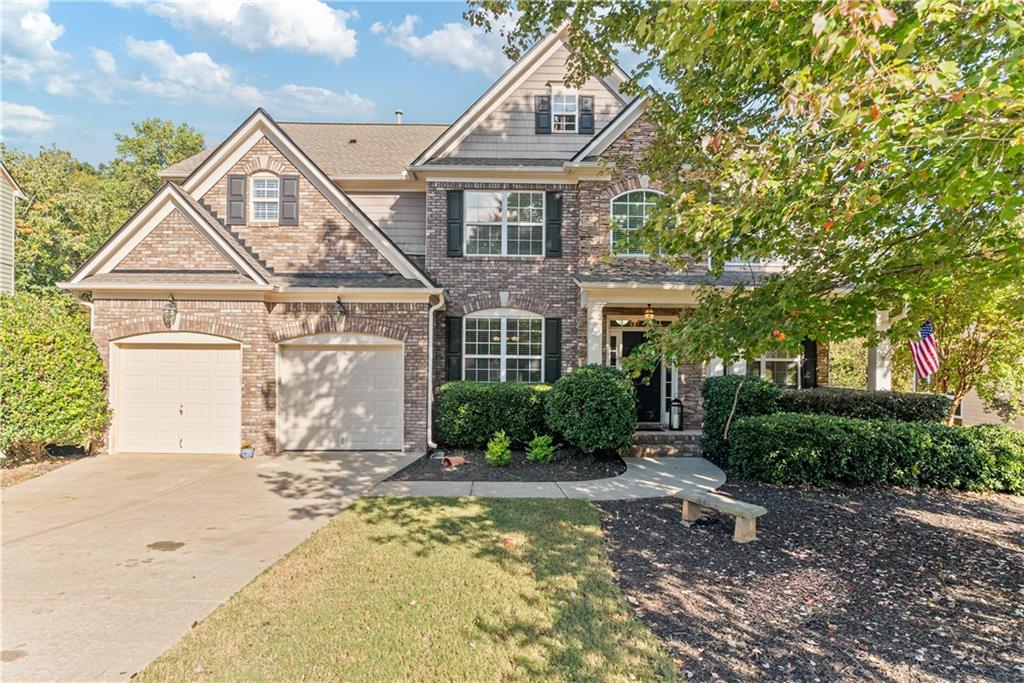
[1,1,516,165]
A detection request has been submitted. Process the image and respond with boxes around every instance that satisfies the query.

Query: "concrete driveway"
[1,450,418,682]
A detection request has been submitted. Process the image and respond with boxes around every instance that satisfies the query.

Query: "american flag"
[909,320,940,379]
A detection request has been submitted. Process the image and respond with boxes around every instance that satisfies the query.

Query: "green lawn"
[139,497,675,682]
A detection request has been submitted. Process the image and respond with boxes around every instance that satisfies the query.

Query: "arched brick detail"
[107,313,247,343]
[240,155,287,176]
[605,176,665,203]
[453,292,551,317]
[272,315,410,344]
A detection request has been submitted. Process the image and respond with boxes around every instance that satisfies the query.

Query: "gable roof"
[410,24,628,167]
[571,92,649,161]
[178,108,436,288]
[160,122,448,181]
[0,160,26,199]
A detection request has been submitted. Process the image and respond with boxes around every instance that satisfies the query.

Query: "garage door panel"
[278,345,403,451]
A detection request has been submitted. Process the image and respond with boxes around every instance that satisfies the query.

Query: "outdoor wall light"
[643,304,656,322]
[331,296,347,325]
[161,295,177,328]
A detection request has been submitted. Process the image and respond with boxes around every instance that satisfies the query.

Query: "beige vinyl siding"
[346,191,426,255]
[445,44,625,161]
[959,389,1024,430]
[0,181,15,293]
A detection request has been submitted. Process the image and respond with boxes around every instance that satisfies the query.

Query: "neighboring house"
[1,160,26,294]
[957,390,1024,430]
[60,26,826,456]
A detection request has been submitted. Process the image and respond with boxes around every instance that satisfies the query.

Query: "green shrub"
[1,292,110,463]
[701,375,782,464]
[485,431,512,467]
[526,434,556,463]
[436,381,550,449]
[546,365,636,455]
[729,412,1024,494]
[777,387,950,422]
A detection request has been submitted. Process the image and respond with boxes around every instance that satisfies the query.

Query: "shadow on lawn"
[360,496,675,680]
[597,482,1024,681]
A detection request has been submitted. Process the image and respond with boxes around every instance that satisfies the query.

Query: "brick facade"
[201,137,400,275]
[91,298,429,455]
[114,210,236,272]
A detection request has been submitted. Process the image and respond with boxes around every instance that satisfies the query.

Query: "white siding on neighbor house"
[959,389,1024,430]
[445,44,625,161]
[0,182,15,293]
[346,191,426,255]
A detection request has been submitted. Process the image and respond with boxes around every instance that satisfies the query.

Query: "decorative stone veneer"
[114,209,235,272]
[90,298,429,455]
[201,136,400,275]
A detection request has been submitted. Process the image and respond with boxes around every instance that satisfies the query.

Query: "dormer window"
[251,175,280,222]
[552,90,578,133]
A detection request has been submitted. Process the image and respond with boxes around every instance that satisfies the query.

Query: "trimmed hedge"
[729,412,1024,494]
[777,387,950,422]
[435,381,550,449]
[546,365,637,455]
[701,375,781,464]
[1,292,110,463]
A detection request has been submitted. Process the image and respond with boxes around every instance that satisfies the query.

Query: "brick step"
[631,442,704,458]
[632,430,703,445]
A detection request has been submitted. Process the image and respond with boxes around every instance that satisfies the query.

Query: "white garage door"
[278,341,403,451]
[117,343,241,454]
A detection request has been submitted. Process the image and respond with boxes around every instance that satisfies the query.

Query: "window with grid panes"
[465,191,544,256]
[463,312,543,383]
[610,190,662,255]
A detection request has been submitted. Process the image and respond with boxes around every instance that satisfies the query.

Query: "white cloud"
[372,15,511,78]
[138,0,358,63]
[121,37,375,120]
[91,47,117,75]
[1,101,55,134]
[1,1,68,83]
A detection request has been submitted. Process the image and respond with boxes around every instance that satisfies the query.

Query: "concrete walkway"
[1,450,419,682]
[367,456,726,500]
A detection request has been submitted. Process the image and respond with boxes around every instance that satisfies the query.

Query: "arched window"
[250,173,280,223]
[464,308,544,383]
[610,189,663,255]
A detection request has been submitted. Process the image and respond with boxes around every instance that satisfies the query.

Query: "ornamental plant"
[0,293,110,463]
[546,365,636,455]
[485,430,513,467]
[526,434,556,463]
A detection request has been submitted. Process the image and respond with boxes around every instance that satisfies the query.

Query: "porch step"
[631,430,703,458]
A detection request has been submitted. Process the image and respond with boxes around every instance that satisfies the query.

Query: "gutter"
[425,294,446,450]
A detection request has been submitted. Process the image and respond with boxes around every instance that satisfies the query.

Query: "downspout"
[74,293,95,330]
[425,293,446,450]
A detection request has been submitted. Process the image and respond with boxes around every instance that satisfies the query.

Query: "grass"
[139,497,675,682]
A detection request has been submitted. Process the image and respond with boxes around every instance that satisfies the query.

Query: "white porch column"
[586,302,605,364]
[867,310,892,391]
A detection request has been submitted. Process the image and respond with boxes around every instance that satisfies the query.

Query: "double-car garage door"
[113,332,403,454]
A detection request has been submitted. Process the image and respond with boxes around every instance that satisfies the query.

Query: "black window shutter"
[279,175,299,226]
[227,174,246,225]
[535,95,552,134]
[545,191,562,257]
[446,190,463,257]
[579,95,595,134]
[544,318,562,382]
[446,316,463,381]
[801,339,818,389]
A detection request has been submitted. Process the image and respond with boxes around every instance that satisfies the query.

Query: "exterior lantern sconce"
[331,297,347,326]
[161,295,177,328]
[670,397,684,431]
[643,304,656,322]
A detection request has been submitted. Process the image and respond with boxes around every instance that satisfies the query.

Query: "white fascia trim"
[270,287,442,303]
[411,28,570,166]
[59,282,274,292]
[181,110,433,287]
[572,94,648,161]
[1,163,26,200]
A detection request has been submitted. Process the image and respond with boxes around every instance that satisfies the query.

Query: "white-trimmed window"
[251,174,280,222]
[465,191,545,256]
[552,90,578,133]
[611,189,662,255]
[464,309,544,383]
[747,349,802,389]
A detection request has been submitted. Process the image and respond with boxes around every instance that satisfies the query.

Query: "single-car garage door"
[115,335,241,454]
[277,335,403,451]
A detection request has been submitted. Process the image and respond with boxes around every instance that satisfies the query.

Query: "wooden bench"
[677,490,767,543]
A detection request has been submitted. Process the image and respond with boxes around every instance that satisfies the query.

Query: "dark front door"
[622,331,661,423]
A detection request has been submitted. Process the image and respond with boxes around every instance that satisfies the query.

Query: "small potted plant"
[240,440,255,459]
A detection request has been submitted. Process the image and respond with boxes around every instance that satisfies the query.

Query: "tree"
[470,1,1024,370]
[892,284,1024,423]
[828,338,869,389]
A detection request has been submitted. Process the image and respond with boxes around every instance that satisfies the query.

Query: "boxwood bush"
[701,375,782,464]
[729,412,1024,494]
[546,364,636,455]
[777,387,950,422]
[435,381,549,449]
[1,292,110,464]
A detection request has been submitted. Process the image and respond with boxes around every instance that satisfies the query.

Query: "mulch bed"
[1,455,85,489]
[598,480,1024,682]
[387,447,626,482]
